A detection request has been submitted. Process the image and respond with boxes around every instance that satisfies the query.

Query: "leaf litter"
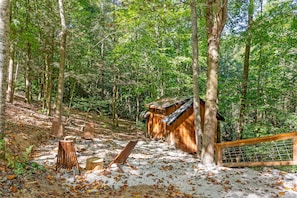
[2,95,297,197]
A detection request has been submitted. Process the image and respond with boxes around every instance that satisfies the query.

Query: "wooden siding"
[172,113,196,153]
[146,97,223,154]
[147,104,182,139]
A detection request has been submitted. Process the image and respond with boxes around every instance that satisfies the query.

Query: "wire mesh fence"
[222,139,293,163]
[216,132,297,167]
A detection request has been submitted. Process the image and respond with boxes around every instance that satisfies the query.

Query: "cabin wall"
[171,113,196,153]
[147,113,166,138]
[168,101,218,154]
[147,104,182,139]
[146,100,221,153]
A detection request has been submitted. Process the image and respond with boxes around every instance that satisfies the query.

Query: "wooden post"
[293,137,297,162]
[215,144,222,166]
[56,140,80,174]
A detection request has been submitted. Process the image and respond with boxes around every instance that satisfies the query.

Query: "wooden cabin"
[145,97,224,153]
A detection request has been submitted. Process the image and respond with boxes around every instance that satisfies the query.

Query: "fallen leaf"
[223,180,230,185]
[47,174,53,181]
[279,191,285,196]
[10,186,17,193]
[7,175,17,180]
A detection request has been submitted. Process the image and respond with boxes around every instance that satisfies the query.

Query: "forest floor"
[1,95,297,198]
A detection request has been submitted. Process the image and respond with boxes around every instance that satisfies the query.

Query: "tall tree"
[53,0,67,137]
[255,0,263,125]
[24,0,31,103]
[238,0,254,139]
[202,0,228,164]
[0,0,10,139]
[190,0,202,156]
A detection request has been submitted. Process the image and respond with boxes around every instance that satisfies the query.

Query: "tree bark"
[190,0,202,157]
[25,0,31,103]
[255,0,263,124]
[202,0,227,165]
[112,73,118,127]
[45,30,54,116]
[0,0,10,139]
[6,45,14,103]
[53,0,67,136]
[238,0,254,139]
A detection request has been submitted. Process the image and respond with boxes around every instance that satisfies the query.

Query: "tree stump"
[51,117,64,137]
[56,140,80,174]
[82,122,95,141]
[86,157,104,170]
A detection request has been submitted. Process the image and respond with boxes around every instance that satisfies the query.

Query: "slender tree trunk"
[0,0,10,139]
[112,73,118,127]
[55,0,67,120]
[202,0,227,165]
[190,0,202,157]
[255,0,263,124]
[25,0,31,103]
[45,30,54,116]
[6,45,14,103]
[100,42,105,100]
[67,81,76,117]
[99,2,105,100]
[53,0,67,137]
[136,96,139,123]
[25,44,31,103]
[238,0,254,139]
[38,67,44,101]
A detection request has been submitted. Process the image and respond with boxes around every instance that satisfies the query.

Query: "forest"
[2,0,296,139]
[0,0,297,197]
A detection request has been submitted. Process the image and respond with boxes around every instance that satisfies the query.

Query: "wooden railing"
[215,132,297,167]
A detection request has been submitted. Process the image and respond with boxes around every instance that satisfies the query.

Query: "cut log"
[82,122,95,141]
[86,157,104,170]
[51,117,64,137]
[56,140,80,174]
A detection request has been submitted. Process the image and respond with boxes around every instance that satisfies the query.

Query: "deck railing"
[215,132,297,167]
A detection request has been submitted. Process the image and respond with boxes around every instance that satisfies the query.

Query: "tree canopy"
[6,0,297,139]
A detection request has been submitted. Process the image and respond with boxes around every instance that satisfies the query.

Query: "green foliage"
[9,0,297,138]
[6,145,40,175]
[277,166,297,174]
[219,0,297,139]
[72,97,111,115]
[0,139,5,150]
[0,139,5,160]
[22,145,33,162]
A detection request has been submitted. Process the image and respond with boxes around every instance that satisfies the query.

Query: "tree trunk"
[190,0,202,157]
[112,73,118,127]
[45,30,54,116]
[0,0,10,139]
[25,0,31,103]
[202,0,227,165]
[53,0,67,137]
[67,81,76,117]
[255,0,263,124]
[25,43,31,103]
[6,45,14,103]
[136,95,139,123]
[238,0,254,139]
